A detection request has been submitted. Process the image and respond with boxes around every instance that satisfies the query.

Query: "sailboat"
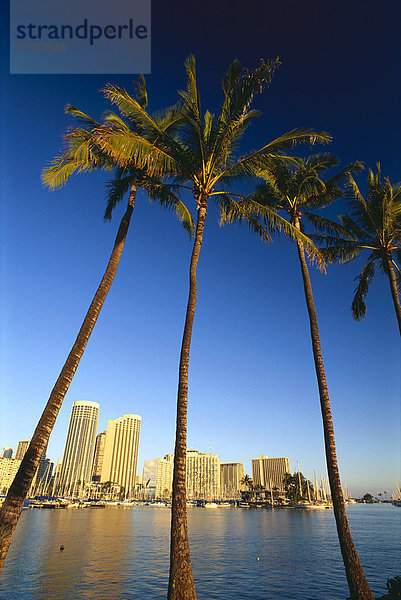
[392,485,401,507]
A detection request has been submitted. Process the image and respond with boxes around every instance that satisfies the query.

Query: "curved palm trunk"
[0,186,137,575]
[294,220,374,600]
[386,256,401,336]
[168,201,207,600]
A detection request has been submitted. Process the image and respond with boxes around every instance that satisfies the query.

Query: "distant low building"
[1,447,13,459]
[142,459,158,499]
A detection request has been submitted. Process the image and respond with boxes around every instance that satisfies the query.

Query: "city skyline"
[1,0,400,501]
[1,421,395,500]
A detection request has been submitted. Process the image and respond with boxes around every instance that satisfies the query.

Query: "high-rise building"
[0,457,21,495]
[220,462,244,499]
[156,454,174,499]
[15,440,30,461]
[59,401,99,496]
[101,414,141,498]
[1,447,13,459]
[186,450,220,500]
[252,456,290,491]
[92,431,106,482]
[36,441,49,482]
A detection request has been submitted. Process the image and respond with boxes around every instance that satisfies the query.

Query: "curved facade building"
[59,401,99,496]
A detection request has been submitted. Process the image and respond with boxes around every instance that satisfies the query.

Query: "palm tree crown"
[250,153,363,255]
[320,164,401,332]
[93,56,332,222]
[42,75,194,231]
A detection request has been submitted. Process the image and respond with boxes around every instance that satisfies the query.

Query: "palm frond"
[338,214,374,244]
[217,129,331,186]
[42,128,114,189]
[311,235,362,264]
[351,260,376,320]
[211,58,280,172]
[304,160,364,209]
[104,171,133,221]
[134,74,148,109]
[93,127,179,176]
[305,212,355,237]
[217,193,272,245]
[64,104,99,128]
[145,180,195,237]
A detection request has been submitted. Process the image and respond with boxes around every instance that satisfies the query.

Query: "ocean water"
[0,503,399,599]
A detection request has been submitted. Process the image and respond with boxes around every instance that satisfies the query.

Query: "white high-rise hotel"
[186,450,220,500]
[59,401,99,495]
[101,414,141,498]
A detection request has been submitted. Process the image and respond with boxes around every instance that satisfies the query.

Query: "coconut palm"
[93,55,331,599]
[244,154,374,599]
[0,80,193,575]
[240,474,254,501]
[321,164,401,335]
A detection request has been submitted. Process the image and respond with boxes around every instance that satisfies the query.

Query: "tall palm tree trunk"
[294,220,374,600]
[168,200,207,600]
[386,256,401,336]
[0,185,137,576]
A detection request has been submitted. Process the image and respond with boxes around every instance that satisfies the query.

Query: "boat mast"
[306,474,311,503]
[314,470,320,502]
[297,461,302,501]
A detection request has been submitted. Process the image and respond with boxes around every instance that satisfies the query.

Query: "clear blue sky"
[1,0,400,497]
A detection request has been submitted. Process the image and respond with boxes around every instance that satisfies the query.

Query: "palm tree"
[93,55,331,599]
[0,79,193,575]
[246,154,374,599]
[240,474,254,501]
[320,164,401,335]
[240,474,253,490]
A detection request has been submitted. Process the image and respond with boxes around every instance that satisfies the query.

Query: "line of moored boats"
[25,498,336,510]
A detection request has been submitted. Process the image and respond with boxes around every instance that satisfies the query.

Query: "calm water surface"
[0,504,399,599]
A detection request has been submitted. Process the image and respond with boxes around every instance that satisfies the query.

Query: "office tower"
[1,447,13,459]
[186,450,220,500]
[0,458,21,495]
[156,454,174,499]
[36,441,49,482]
[92,431,106,482]
[101,414,141,498]
[59,401,99,496]
[252,456,290,492]
[220,462,244,499]
[15,440,30,461]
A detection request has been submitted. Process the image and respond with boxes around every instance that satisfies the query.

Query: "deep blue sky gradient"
[1,0,400,496]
